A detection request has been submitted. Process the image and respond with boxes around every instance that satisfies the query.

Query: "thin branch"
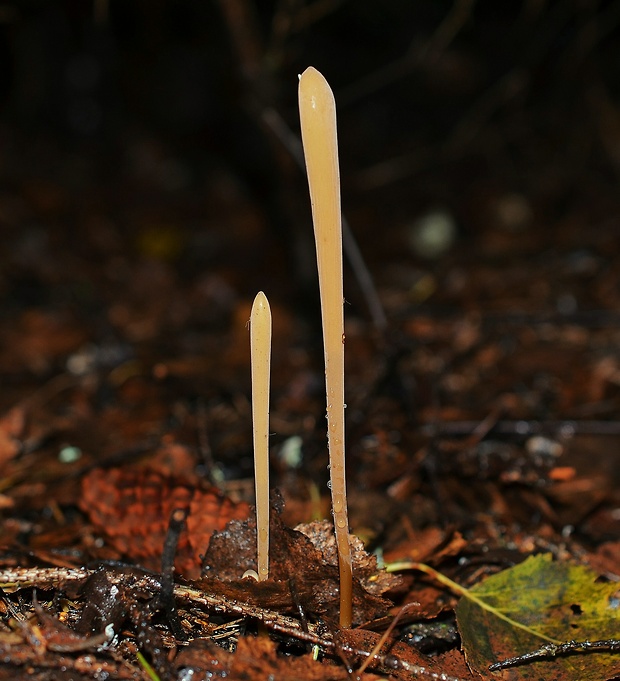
[0,565,467,679]
[489,638,620,671]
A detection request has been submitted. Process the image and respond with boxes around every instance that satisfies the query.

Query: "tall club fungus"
[298,66,353,628]
[250,291,272,581]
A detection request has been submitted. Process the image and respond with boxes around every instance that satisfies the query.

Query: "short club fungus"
[298,66,353,627]
[250,291,272,581]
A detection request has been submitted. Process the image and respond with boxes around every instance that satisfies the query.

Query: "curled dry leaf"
[201,493,400,625]
[295,519,401,597]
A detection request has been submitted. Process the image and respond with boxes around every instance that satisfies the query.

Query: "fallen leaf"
[80,465,250,578]
[456,553,620,680]
[202,501,398,625]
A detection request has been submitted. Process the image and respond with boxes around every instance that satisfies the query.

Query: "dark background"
[2,0,619,312]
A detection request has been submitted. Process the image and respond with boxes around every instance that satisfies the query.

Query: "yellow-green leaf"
[456,553,620,680]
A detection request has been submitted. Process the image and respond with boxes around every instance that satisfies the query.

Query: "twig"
[0,565,467,679]
[356,601,418,675]
[339,0,477,106]
[215,0,263,80]
[419,0,477,63]
[160,508,188,640]
[489,639,620,671]
[195,399,224,487]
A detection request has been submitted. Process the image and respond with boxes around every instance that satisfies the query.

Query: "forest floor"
[1,4,620,679]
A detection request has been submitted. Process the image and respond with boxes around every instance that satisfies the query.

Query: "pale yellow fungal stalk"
[298,66,353,628]
[250,291,272,581]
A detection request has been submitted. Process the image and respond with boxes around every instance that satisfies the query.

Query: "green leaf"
[456,554,620,680]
